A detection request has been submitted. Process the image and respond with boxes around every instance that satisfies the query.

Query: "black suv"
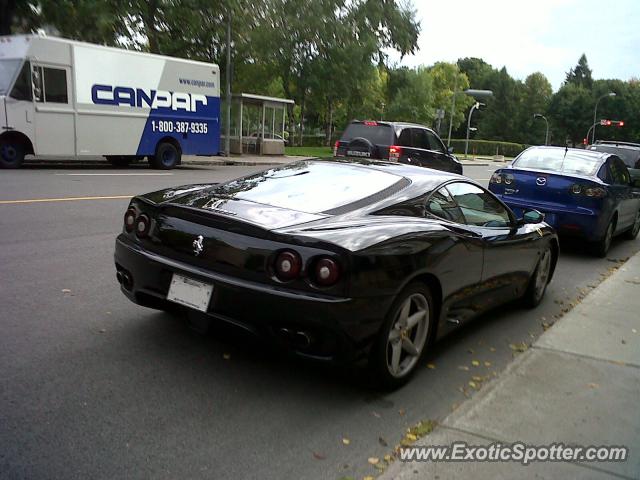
[334,120,463,174]
[589,141,640,170]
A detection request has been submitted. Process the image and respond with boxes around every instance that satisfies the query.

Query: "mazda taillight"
[274,250,302,281]
[490,172,514,185]
[569,184,606,198]
[135,214,151,238]
[124,208,136,233]
[389,145,402,161]
[312,257,341,287]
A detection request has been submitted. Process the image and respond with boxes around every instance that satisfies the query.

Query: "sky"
[395,0,640,90]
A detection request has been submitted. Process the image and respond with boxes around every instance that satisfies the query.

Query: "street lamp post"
[447,86,493,147]
[533,113,549,145]
[465,102,484,159]
[592,92,616,144]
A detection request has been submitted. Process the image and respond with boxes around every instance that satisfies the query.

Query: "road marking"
[0,195,132,205]
[54,173,173,176]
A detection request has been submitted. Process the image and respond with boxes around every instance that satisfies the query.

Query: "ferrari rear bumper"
[114,235,394,362]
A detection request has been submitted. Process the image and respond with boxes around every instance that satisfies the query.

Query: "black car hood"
[139,184,328,230]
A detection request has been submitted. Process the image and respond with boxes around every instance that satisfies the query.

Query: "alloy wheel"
[386,293,430,378]
[534,249,552,301]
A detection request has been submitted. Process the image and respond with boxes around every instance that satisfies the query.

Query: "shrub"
[449,139,529,158]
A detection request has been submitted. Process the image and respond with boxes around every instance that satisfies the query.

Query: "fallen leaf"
[61,288,71,293]
[457,365,470,371]
[371,411,381,418]
[313,452,326,460]
[509,342,528,352]
[398,409,405,416]
[587,383,599,389]
[222,353,231,360]
[426,363,436,369]
[471,360,480,367]
[99,328,106,334]
[484,361,491,367]
[472,376,483,382]
[405,433,417,442]
[367,457,379,465]
[632,328,637,334]
[468,381,478,389]
[363,477,375,480]
[384,454,392,463]
[342,438,350,445]
[489,347,496,352]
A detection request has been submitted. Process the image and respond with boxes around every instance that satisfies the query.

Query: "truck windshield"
[0,59,21,95]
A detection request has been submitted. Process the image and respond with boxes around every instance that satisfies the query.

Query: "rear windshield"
[341,122,394,145]
[514,148,603,176]
[589,145,640,168]
[214,161,406,214]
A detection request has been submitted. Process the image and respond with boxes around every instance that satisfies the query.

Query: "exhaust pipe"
[117,270,133,290]
[278,327,312,349]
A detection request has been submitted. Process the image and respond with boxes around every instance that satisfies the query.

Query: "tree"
[565,54,593,89]
[549,82,593,146]
[519,72,553,144]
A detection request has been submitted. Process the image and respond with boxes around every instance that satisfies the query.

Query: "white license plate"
[166,274,213,313]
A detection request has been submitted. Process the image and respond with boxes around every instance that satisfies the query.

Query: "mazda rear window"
[514,149,602,176]
[214,161,407,214]
[341,123,394,145]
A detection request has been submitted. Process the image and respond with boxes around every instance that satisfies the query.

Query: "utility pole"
[224,13,232,156]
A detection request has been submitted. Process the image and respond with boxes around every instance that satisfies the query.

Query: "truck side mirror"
[31,67,42,101]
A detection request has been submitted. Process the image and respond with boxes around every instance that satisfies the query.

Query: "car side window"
[425,131,445,153]
[608,157,629,185]
[446,182,512,228]
[398,129,412,147]
[411,129,430,150]
[426,187,465,223]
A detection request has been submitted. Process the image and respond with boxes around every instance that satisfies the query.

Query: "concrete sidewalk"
[382,253,640,479]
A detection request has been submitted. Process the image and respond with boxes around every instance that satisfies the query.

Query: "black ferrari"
[114,159,558,387]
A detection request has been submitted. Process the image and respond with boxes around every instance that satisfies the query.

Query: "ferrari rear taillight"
[135,214,151,238]
[313,257,341,287]
[569,184,606,198]
[389,145,402,161]
[124,208,136,232]
[274,250,302,281]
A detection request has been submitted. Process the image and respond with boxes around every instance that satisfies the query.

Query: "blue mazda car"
[489,146,640,256]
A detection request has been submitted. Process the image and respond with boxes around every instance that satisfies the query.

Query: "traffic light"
[600,119,624,127]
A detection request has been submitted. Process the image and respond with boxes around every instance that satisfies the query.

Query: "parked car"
[115,158,557,388]
[334,120,463,174]
[588,140,640,169]
[489,146,640,257]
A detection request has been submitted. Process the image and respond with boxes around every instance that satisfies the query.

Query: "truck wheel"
[151,142,180,170]
[0,141,25,169]
[107,156,132,168]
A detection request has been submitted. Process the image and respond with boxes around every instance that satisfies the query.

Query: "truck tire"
[151,142,180,170]
[0,141,25,169]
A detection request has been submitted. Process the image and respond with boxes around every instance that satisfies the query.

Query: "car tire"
[523,245,552,308]
[151,142,181,169]
[623,210,640,240]
[592,219,615,257]
[0,141,25,169]
[368,283,435,390]
[107,156,132,168]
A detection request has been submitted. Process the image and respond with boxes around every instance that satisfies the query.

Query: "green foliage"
[565,54,593,89]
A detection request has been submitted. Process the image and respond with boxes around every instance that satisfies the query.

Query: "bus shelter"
[228,93,294,155]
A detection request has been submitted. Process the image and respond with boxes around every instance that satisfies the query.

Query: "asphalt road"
[1,161,638,480]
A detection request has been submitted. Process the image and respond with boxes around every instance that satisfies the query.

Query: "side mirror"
[447,146,454,154]
[519,209,545,225]
[31,67,42,101]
